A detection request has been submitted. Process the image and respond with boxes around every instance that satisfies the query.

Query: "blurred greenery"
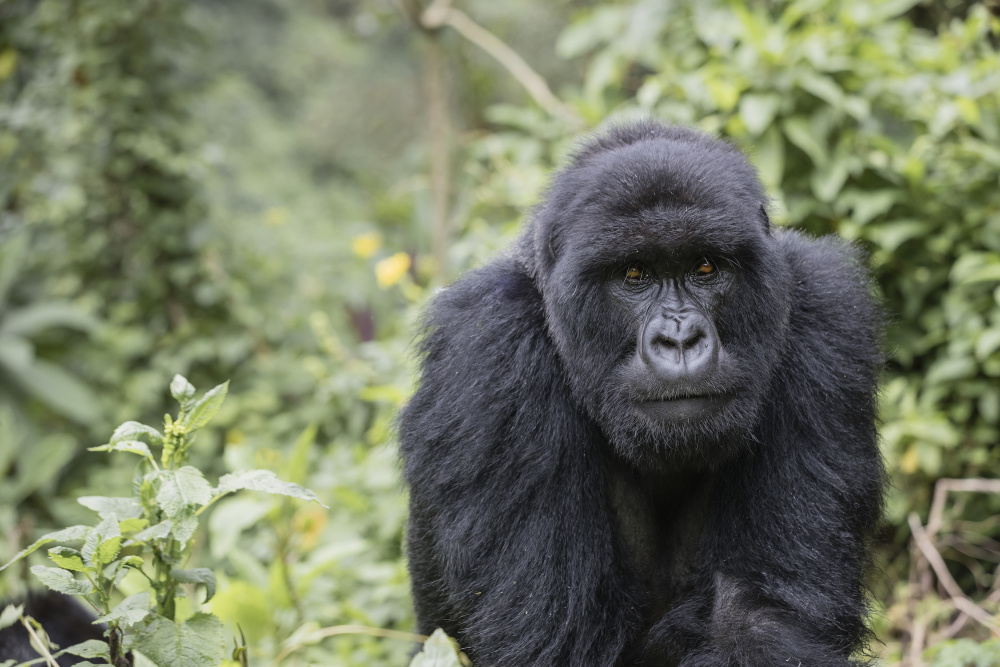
[0,0,998,664]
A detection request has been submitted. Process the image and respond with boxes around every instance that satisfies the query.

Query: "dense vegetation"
[0,0,998,664]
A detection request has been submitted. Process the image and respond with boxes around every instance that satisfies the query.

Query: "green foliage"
[408,629,471,667]
[3,0,999,662]
[925,638,1000,667]
[1,376,323,666]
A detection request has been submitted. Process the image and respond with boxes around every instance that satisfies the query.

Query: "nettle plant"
[0,376,324,667]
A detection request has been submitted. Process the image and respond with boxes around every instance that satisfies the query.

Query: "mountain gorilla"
[399,121,884,666]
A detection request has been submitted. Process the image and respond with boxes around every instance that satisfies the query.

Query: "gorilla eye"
[624,266,649,285]
[693,258,717,276]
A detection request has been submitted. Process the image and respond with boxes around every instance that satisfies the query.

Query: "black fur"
[0,591,104,665]
[399,121,884,666]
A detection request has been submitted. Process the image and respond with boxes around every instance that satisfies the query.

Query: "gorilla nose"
[641,313,720,380]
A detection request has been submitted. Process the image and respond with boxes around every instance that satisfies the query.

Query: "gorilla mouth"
[636,393,733,421]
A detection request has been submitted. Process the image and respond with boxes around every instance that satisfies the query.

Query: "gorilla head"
[524,123,793,466]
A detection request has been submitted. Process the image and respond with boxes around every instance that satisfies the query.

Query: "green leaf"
[48,547,87,572]
[132,521,172,542]
[782,117,827,166]
[0,358,98,425]
[157,467,214,518]
[77,496,143,522]
[409,629,465,667]
[0,604,23,630]
[170,568,217,602]
[0,230,28,311]
[0,302,98,337]
[976,327,1000,361]
[108,421,163,446]
[170,375,196,408]
[30,565,95,596]
[182,381,229,431]
[215,470,327,507]
[88,440,156,463]
[810,159,849,202]
[95,592,150,628]
[82,517,122,567]
[739,93,781,136]
[132,613,227,667]
[62,639,111,660]
[0,525,92,572]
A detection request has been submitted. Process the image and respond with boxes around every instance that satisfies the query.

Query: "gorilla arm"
[649,231,884,667]
[399,257,641,666]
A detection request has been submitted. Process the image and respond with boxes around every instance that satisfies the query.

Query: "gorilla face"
[530,130,794,466]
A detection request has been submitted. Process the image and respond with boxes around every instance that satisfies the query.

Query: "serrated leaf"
[109,421,163,446]
[95,592,150,628]
[157,467,213,518]
[170,568,217,602]
[77,496,144,521]
[215,470,327,507]
[132,521,172,542]
[30,566,95,596]
[0,604,23,630]
[173,513,199,544]
[94,537,122,566]
[409,629,465,667]
[0,525,91,572]
[182,381,229,431]
[48,547,87,572]
[132,613,227,667]
[82,517,121,566]
[170,375,196,406]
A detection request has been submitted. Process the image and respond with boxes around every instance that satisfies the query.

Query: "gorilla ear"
[759,204,772,234]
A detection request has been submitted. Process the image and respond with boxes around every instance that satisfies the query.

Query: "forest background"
[1,0,999,665]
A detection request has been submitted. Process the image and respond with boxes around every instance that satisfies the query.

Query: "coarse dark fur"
[399,120,885,667]
[0,591,104,665]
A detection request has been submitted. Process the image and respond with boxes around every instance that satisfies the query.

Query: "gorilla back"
[399,121,884,667]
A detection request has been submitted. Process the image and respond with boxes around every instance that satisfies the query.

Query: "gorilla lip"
[636,393,733,420]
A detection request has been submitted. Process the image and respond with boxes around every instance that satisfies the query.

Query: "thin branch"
[908,513,1000,634]
[927,479,1000,535]
[420,2,580,123]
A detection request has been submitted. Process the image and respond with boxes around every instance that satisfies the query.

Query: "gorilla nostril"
[683,331,705,350]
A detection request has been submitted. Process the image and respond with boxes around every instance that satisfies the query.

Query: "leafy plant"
[0,376,324,667]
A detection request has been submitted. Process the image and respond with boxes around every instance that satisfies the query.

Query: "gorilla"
[399,121,884,667]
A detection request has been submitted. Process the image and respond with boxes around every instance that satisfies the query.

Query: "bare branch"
[927,478,1000,535]
[421,4,580,123]
[908,513,1000,634]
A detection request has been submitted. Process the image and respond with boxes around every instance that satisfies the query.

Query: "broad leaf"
[95,592,150,628]
[157,467,213,518]
[182,381,229,431]
[30,566,95,596]
[132,613,226,667]
[170,568,217,602]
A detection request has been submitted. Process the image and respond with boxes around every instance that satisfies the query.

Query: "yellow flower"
[351,232,382,259]
[0,50,17,81]
[263,207,288,226]
[375,252,411,289]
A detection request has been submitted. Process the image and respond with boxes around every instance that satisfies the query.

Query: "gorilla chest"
[607,464,715,620]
